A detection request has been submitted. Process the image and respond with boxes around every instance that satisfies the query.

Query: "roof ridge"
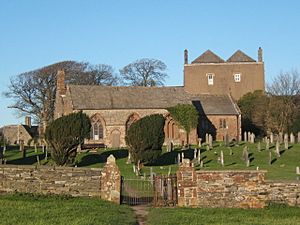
[192,50,225,64]
[227,50,256,62]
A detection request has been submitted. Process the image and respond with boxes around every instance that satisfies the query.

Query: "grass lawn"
[147,205,300,225]
[0,193,136,225]
[3,142,300,180]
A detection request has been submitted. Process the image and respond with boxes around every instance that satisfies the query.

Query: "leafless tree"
[120,58,168,86]
[4,61,118,124]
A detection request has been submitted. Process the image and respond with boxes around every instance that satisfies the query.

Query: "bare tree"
[120,58,168,86]
[4,61,118,124]
[266,69,300,133]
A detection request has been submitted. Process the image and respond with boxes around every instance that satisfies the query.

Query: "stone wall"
[0,164,102,197]
[177,159,300,208]
[267,181,300,206]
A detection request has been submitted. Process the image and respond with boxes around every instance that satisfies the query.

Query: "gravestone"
[198,138,202,147]
[250,133,255,143]
[269,151,272,165]
[290,133,295,144]
[205,133,209,144]
[276,140,280,157]
[244,131,247,142]
[266,138,270,151]
[279,132,283,143]
[296,167,300,175]
[197,149,201,163]
[194,148,197,160]
[220,150,224,167]
[270,132,274,144]
[208,134,213,149]
[247,132,251,142]
[242,146,249,162]
[177,153,181,165]
[224,133,229,146]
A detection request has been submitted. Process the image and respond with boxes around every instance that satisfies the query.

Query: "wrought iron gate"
[121,174,178,206]
[153,174,178,206]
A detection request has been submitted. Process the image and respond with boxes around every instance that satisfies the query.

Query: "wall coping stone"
[196,170,267,174]
[0,164,102,171]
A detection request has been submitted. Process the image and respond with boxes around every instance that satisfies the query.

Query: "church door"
[111,130,120,148]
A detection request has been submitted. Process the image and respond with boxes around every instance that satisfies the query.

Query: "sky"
[0,0,300,127]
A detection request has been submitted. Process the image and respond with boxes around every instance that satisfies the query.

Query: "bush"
[125,114,165,165]
[45,111,91,166]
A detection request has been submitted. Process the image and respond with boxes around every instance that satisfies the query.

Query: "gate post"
[176,158,197,207]
[101,155,121,204]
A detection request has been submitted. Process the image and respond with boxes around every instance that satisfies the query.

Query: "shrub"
[45,111,91,166]
[125,114,165,165]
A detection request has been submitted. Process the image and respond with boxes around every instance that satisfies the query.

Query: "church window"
[234,73,241,82]
[91,122,103,140]
[207,73,214,85]
[219,119,227,129]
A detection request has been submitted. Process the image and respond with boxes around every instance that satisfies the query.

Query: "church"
[54,48,265,148]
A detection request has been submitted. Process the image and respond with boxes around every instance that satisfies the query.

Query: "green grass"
[3,142,300,180]
[147,204,300,225]
[0,193,136,225]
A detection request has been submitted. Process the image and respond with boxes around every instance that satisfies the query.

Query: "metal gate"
[153,174,178,207]
[121,174,178,206]
[121,176,154,205]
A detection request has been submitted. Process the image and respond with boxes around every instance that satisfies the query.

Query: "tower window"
[207,73,214,85]
[234,73,241,82]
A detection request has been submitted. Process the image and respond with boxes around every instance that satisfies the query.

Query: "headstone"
[279,132,283,143]
[269,151,272,165]
[45,145,48,160]
[244,131,247,142]
[177,153,181,165]
[198,138,202,147]
[257,141,261,152]
[296,166,300,175]
[208,134,213,149]
[206,144,210,152]
[42,144,45,154]
[197,149,201,163]
[168,166,171,176]
[36,155,40,165]
[284,133,288,143]
[220,150,224,167]
[266,138,270,151]
[246,159,250,167]
[251,133,255,143]
[181,152,184,161]
[247,132,251,142]
[290,133,295,144]
[34,143,38,153]
[127,152,132,164]
[276,140,280,157]
[270,132,274,144]
[224,133,229,146]
[242,146,249,162]
[19,140,24,152]
[205,133,209,144]
[194,148,197,160]
[200,160,203,168]
[3,142,6,155]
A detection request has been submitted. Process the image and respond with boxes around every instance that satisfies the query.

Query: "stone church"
[54,48,265,148]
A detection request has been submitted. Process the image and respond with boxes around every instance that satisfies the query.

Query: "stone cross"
[290,133,295,144]
[270,132,274,144]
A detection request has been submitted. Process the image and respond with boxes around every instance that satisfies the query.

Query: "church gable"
[192,50,225,64]
[227,50,256,62]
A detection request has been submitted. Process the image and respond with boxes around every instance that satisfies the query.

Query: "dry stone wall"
[267,181,300,206]
[0,165,102,197]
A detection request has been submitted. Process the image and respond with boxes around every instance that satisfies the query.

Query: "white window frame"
[206,73,214,85]
[234,73,241,82]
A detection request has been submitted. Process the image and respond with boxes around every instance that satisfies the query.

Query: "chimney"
[258,47,263,62]
[57,69,66,96]
[25,116,31,128]
[184,49,188,64]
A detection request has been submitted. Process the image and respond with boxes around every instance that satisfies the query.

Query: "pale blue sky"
[1,0,300,126]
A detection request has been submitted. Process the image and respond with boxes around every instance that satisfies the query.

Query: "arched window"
[90,114,105,140]
[165,116,177,139]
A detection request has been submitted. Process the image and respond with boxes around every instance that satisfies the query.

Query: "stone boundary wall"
[177,159,300,208]
[0,155,121,203]
[267,180,300,206]
[0,164,102,197]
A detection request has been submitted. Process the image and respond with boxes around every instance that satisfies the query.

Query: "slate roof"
[68,85,240,115]
[227,50,256,62]
[192,50,225,64]
[68,85,191,110]
[191,94,240,115]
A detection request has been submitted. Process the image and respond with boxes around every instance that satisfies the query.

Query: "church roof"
[227,50,256,62]
[68,85,191,110]
[191,94,240,115]
[192,50,225,64]
[67,85,240,115]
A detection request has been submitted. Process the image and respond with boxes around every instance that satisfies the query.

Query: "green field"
[3,142,300,180]
[0,193,136,225]
[147,205,300,225]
